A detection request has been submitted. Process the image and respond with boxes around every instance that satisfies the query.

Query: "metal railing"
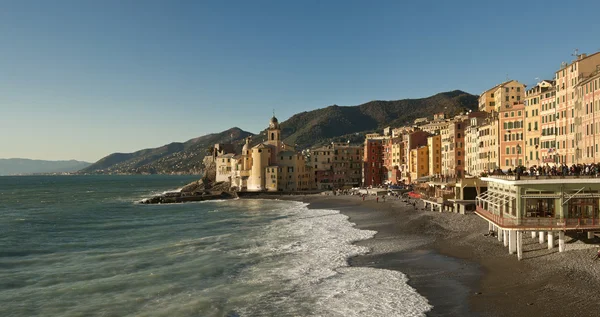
[487,174,600,181]
[475,206,600,229]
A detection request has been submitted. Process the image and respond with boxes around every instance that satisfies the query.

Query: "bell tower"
[268,114,280,142]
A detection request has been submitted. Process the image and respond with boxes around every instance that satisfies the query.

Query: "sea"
[0,175,431,317]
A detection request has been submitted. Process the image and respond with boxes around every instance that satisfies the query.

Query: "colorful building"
[478,114,500,173]
[554,52,600,165]
[479,80,526,113]
[538,82,558,164]
[524,81,553,167]
[498,103,526,170]
[427,134,442,177]
[576,71,600,164]
[409,146,429,181]
[363,138,384,187]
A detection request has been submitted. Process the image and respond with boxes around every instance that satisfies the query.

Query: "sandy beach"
[277,194,600,317]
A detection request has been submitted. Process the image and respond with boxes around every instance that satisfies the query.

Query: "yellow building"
[478,114,499,173]
[264,152,314,191]
[427,134,441,176]
[479,80,526,113]
[391,137,404,169]
[524,80,554,166]
[493,80,525,112]
[409,145,429,181]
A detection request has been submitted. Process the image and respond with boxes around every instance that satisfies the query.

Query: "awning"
[408,191,422,198]
[476,190,515,207]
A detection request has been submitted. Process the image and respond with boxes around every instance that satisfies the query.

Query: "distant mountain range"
[0,159,91,176]
[82,90,478,174]
[80,127,254,175]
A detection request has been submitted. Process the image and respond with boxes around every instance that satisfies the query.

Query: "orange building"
[498,103,525,170]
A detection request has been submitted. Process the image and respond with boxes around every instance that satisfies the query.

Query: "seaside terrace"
[418,176,486,214]
[475,174,600,259]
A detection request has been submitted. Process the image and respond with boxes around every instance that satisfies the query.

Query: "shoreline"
[277,194,600,317]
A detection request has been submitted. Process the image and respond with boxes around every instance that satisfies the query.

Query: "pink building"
[578,71,600,164]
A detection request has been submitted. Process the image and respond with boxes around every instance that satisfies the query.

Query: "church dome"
[242,137,250,153]
[269,116,279,129]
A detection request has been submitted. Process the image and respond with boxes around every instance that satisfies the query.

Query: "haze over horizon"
[2,0,600,162]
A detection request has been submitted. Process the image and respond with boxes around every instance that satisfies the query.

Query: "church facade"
[216,116,315,191]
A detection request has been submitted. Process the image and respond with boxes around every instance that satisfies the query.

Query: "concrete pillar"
[497,228,503,242]
[503,230,508,247]
[459,204,466,215]
[509,230,516,254]
[588,232,594,239]
[430,204,434,212]
[488,222,493,232]
[539,231,545,244]
[558,231,565,252]
[547,231,554,250]
[517,231,523,260]
[531,231,537,239]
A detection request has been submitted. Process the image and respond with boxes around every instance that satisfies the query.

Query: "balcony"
[475,206,600,230]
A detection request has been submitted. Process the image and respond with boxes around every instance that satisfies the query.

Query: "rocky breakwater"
[139,179,236,204]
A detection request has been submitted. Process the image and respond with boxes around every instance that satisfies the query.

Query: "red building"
[363,139,384,187]
[315,170,333,190]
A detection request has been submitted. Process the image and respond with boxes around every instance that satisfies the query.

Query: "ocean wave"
[229,201,432,316]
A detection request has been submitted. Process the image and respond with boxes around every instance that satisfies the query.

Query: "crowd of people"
[487,163,600,177]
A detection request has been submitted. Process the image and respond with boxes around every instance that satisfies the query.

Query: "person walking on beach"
[595,249,600,261]
[376,196,379,203]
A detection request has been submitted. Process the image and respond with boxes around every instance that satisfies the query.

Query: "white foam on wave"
[234,201,432,316]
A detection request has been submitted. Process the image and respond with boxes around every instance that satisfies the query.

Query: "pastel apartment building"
[427,134,442,177]
[409,146,429,181]
[498,102,526,169]
[577,70,600,164]
[524,81,553,166]
[554,52,600,165]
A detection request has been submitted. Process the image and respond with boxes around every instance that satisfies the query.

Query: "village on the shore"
[208,50,600,260]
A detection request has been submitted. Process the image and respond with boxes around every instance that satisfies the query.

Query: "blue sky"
[1,0,600,162]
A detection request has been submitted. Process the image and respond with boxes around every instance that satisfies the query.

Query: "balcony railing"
[475,206,600,230]
[486,174,600,181]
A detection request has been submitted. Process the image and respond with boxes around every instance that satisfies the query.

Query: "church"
[216,115,315,191]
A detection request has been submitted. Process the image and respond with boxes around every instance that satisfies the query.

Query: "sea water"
[0,175,431,316]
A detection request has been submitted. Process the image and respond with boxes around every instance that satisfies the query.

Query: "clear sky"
[2,0,600,162]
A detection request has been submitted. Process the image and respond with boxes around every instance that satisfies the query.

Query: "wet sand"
[277,194,600,317]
